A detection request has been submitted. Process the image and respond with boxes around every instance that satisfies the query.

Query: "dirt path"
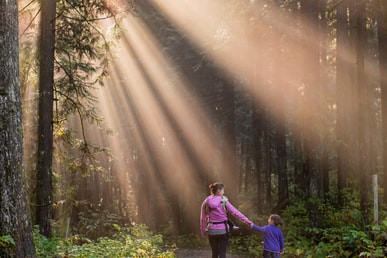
[174,248,243,258]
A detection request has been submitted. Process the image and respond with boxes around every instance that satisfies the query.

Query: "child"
[250,214,285,258]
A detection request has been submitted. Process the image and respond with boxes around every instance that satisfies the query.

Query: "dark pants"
[263,250,281,258]
[208,233,229,258]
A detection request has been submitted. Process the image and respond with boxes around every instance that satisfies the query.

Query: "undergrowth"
[227,198,387,258]
[5,197,386,257]
[34,223,175,257]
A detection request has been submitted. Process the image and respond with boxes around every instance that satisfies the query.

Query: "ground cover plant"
[227,199,387,257]
[33,224,175,258]
[3,198,385,257]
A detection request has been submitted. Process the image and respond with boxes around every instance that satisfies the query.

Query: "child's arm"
[279,230,285,254]
[250,223,267,233]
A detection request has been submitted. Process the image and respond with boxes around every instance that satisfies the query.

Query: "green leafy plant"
[75,208,124,240]
[0,235,15,247]
[34,223,176,257]
[278,196,387,258]
[0,235,15,258]
[229,234,262,256]
[168,233,207,249]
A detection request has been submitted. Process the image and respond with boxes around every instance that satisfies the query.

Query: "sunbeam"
[95,3,243,230]
[92,0,331,233]
[148,0,324,119]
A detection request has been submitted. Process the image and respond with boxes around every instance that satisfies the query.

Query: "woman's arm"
[226,202,252,225]
[200,199,208,235]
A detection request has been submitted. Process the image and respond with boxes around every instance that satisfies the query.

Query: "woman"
[200,182,252,258]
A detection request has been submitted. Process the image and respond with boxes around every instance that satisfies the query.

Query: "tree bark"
[300,0,320,199]
[356,0,371,224]
[36,0,57,237]
[252,103,265,213]
[274,81,288,211]
[222,81,239,203]
[336,0,358,206]
[378,0,387,204]
[0,0,36,256]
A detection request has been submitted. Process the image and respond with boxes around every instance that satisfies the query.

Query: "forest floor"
[174,248,244,258]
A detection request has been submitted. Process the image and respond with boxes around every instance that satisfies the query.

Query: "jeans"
[263,250,281,258]
[208,233,229,258]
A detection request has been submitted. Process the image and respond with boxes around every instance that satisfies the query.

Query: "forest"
[1,0,387,257]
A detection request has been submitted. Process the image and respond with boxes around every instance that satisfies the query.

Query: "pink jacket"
[200,195,252,235]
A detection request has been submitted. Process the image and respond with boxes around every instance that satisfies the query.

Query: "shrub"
[34,223,175,257]
[0,235,15,257]
[219,195,387,258]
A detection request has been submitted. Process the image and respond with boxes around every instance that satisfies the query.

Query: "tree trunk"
[264,117,273,211]
[253,103,265,213]
[378,0,387,205]
[299,0,323,227]
[275,83,288,212]
[356,0,371,224]
[319,0,331,200]
[300,0,320,199]
[220,78,238,203]
[0,0,36,256]
[336,0,358,206]
[36,0,57,237]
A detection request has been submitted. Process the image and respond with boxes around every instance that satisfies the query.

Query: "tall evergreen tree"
[378,0,387,204]
[356,0,372,223]
[0,0,36,256]
[36,0,57,238]
[336,0,358,206]
[32,0,127,237]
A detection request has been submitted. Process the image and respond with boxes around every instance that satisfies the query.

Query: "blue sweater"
[251,224,284,253]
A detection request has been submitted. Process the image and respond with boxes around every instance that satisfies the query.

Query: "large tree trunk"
[0,0,36,256]
[336,0,358,206]
[300,0,320,199]
[36,0,57,237]
[252,103,265,213]
[299,0,323,227]
[356,0,371,224]
[222,81,239,203]
[378,0,387,205]
[319,0,330,200]
[274,80,288,212]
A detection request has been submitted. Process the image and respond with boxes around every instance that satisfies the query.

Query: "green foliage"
[0,235,15,247]
[279,199,387,257]
[34,226,63,257]
[0,235,15,258]
[75,208,124,240]
[229,234,262,256]
[168,233,207,249]
[34,223,175,257]
[228,195,387,258]
[54,0,125,127]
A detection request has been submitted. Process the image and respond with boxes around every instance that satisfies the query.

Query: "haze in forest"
[83,0,373,232]
[16,0,385,243]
